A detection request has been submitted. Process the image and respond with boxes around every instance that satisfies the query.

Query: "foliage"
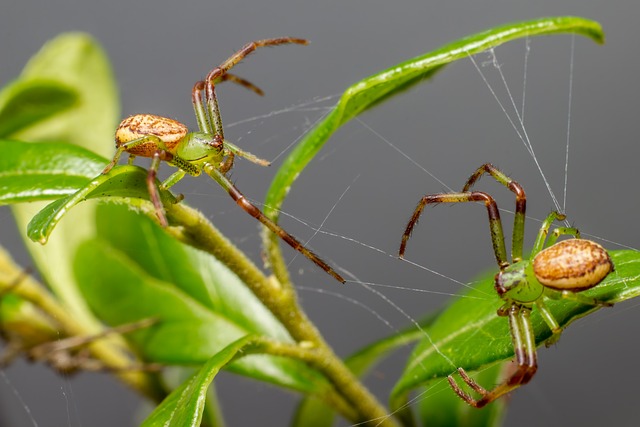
[1,17,637,427]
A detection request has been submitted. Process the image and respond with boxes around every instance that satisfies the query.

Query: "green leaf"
[140,335,257,427]
[13,32,119,157]
[5,33,119,332]
[0,80,77,137]
[0,141,166,243]
[26,165,175,244]
[72,204,329,394]
[390,250,640,409]
[263,16,604,271]
[0,140,105,204]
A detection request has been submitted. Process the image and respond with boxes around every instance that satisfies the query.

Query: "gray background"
[1,0,639,426]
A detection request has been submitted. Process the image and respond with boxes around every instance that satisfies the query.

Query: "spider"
[101,38,345,284]
[398,163,614,408]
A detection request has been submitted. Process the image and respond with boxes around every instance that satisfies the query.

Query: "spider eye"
[495,270,521,296]
[208,136,224,150]
[495,265,543,303]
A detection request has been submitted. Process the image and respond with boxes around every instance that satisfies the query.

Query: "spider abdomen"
[532,239,613,291]
[115,114,188,156]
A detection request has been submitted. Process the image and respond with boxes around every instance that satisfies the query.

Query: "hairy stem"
[167,203,397,427]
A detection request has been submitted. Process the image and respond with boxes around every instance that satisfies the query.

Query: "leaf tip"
[28,229,49,245]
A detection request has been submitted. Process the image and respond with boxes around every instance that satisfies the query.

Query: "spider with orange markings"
[102,38,344,284]
[399,163,614,407]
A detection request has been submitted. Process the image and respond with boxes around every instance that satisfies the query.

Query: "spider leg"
[191,82,252,174]
[203,38,308,140]
[162,169,187,190]
[462,163,527,262]
[189,40,307,196]
[223,140,270,167]
[399,192,509,270]
[204,164,345,284]
[448,304,537,408]
[535,297,563,346]
[530,212,574,255]
[544,288,613,308]
[218,152,235,174]
[543,226,581,248]
[102,135,162,174]
[220,73,264,96]
[192,81,212,134]
[146,149,200,226]
[210,38,308,80]
[103,135,179,226]
[191,73,264,135]
[537,288,613,348]
[147,150,172,227]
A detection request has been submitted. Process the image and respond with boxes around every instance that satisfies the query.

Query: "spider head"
[495,261,544,304]
[176,132,224,164]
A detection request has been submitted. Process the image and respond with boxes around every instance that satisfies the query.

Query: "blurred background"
[1,0,638,426]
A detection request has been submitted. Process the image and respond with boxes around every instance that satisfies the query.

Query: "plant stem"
[0,247,164,401]
[167,203,398,427]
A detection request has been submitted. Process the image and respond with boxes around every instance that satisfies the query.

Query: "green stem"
[167,203,397,427]
[0,247,164,401]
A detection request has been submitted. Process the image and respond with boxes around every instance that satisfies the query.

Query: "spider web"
[202,36,637,426]
[246,37,639,426]
[1,36,638,427]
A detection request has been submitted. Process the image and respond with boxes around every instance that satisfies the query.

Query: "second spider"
[399,163,614,407]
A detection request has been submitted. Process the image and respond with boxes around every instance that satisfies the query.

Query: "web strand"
[563,35,576,213]
[0,370,40,427]
[467,48,564,217]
